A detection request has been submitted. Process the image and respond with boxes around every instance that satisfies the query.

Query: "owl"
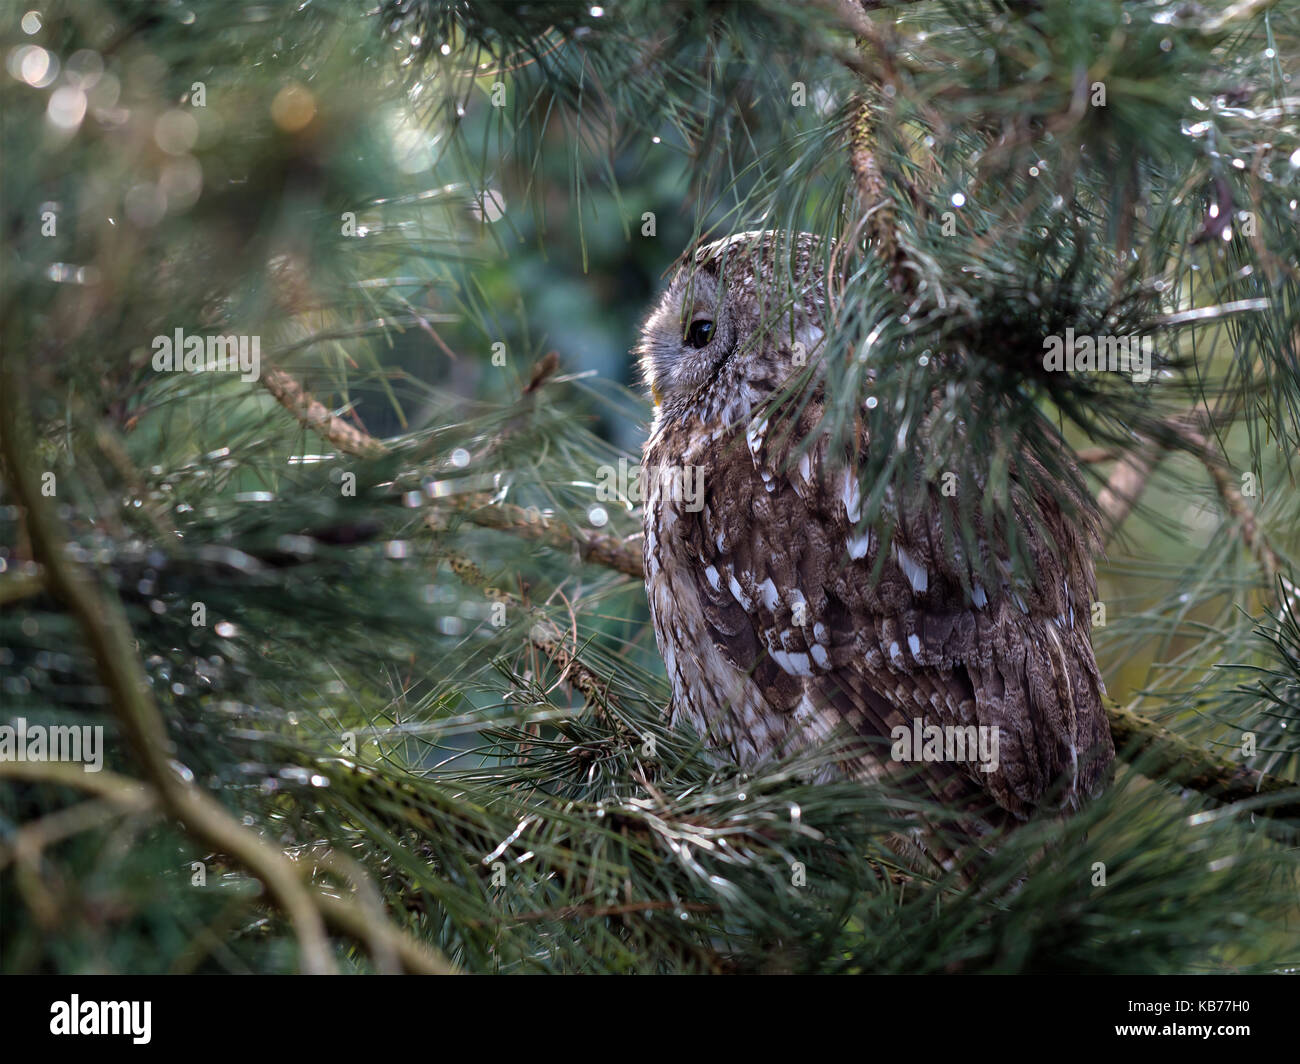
[638,230,1114,873]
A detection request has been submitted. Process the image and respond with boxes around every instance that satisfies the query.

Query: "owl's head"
[636,230,828,424]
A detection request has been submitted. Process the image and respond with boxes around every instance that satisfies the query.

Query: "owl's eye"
[685,319,714,348]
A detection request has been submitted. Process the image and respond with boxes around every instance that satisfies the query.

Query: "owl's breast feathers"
[642,396,1114,824]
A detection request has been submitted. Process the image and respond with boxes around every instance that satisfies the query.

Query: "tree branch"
[260,364,644,576]
[1097,411,1288,589]
[1199,0,1283,37]
[0,565,45,606]
[1097,441,1166,543]
[0,366,458,975]
[1108,704,1300,819]
[439,499,644,578]
[0,760,456,974]
[429,539,620,718]
[262,366,391,460]
[837,0,915,294]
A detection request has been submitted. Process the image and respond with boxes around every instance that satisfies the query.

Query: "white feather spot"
[810,644,830,669]
[704,565,721,591]
[813,622,827,642]
[847,532,872,560]
[798,452,813,484]
[895,546,928,593]
[907,633,921,658]
[841,472,862,524]
[758,578,779,610]
[746,416,768,463]
[971,583,987,609]
[889,641,902,665]
[771,648,813,676]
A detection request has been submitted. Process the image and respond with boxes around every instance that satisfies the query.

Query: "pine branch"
[438,500,644,578]
[0,566,44,606]
[1108,704,1300,818]
[258,365,638,723]
[427,538,624,721]
[262,366,392,460]
[1097,440,1167,542]
[1097,410,1288,589]
[838,0,914,293]
[1170,419,1286,587]
[0,365,456,976]
[0,762,456,974]
[1199,0,1284,37]
[261,363,644,576]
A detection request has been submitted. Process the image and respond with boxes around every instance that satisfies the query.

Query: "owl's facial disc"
[637,268,735,407]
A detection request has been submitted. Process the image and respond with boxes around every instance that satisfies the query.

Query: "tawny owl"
[638,230,1114,873]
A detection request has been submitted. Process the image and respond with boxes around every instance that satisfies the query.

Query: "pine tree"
[2,0,1298,974]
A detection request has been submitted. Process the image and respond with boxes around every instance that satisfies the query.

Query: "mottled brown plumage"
[638,231,1113,871]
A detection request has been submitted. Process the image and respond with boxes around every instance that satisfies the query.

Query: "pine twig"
[1168,418,1286,586]
[1097,439,1168,541]
[1199,0,1283,37]
[429,538,618,717]
[1097,410,1288,589]
[838,1,914,293]
[260,364,629,717]
[262,366,391,460]
[0,765,159,928]
[260,366,644,577]
[1108,704,1300,818]
[446,499,644,578]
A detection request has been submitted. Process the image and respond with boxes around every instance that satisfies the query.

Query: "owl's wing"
[672,402,1113,822]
